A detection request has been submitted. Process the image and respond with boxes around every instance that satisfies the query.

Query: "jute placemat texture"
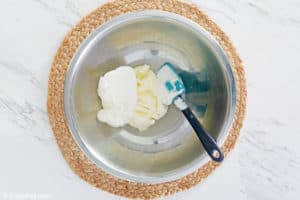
[47,0,247,199]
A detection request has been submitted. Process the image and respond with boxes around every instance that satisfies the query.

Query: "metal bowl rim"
[64,10,237,184]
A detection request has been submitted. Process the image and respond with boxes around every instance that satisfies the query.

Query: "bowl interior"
[65,11,235,183]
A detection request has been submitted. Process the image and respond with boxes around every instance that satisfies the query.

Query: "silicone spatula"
[157,63,224,162]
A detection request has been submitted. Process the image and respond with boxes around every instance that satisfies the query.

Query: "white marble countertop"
[0,0,299,199]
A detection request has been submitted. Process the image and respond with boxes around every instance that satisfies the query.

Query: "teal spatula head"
[158,62,209,117]
[157,63,185,105]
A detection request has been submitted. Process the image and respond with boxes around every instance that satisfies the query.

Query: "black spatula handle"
[182,108,224,163]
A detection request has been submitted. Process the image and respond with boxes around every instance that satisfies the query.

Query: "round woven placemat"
[47,0,246,199]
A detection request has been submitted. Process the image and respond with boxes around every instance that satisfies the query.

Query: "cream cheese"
[97,65,168,131]
[97,66,137,127]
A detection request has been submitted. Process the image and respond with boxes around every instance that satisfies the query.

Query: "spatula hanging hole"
[212,150,220,159]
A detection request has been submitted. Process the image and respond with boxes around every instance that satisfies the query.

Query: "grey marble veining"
[0,0,299,199]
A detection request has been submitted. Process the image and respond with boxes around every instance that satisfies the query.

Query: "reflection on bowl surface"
[64,10,236,183]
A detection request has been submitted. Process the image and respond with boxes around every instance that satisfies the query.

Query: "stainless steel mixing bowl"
[64,10,236,183]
